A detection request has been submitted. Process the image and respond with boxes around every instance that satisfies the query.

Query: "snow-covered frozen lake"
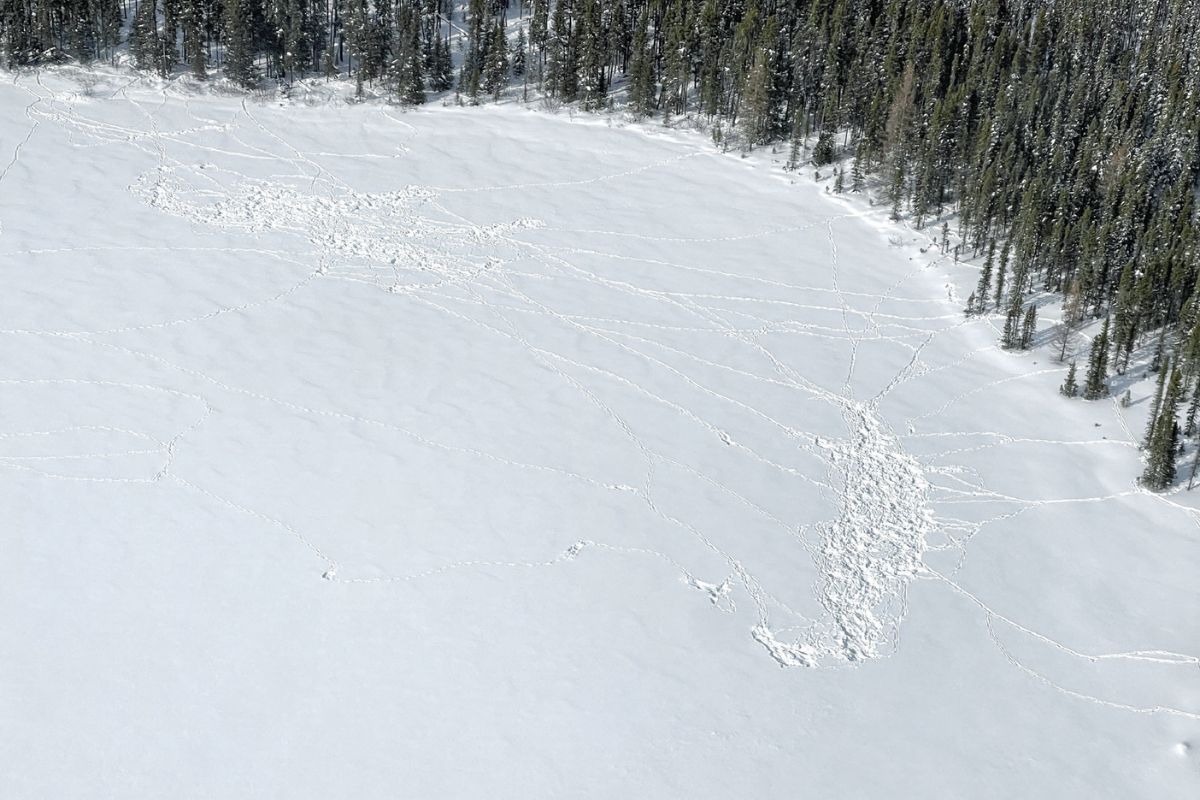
[2,70,1197,797]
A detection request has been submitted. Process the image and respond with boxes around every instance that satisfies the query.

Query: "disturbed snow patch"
[133,168,543,293]
[755,402,931,667]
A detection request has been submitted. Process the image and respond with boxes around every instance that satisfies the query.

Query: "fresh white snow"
[2,68,1198,798]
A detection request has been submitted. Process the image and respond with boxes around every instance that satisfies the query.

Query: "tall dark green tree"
[1143,366,1184,490]
[482,21,508,100]
[223,0,259,88]
[1082,317,1112,400]
[575,0,605,110]
[1060,361,1079,398]
[394,2,425,105]
[626,5,653,116]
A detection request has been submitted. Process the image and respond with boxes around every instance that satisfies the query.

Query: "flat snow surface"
[2,70,1198,798]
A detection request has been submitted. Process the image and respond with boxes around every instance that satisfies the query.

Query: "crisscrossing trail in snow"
[2,72,1196,713]
[120,136,941,668]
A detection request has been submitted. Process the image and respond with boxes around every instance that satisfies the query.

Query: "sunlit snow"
[2,69,1197,797]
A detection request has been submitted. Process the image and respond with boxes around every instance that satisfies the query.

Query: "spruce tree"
[1112,261,1138,374]
[1060,362,1078,397]
[429,34,453,92]
[1058,279,1084,362]
[129,0,159,72]
[850,149,865,193]
[512,28,526,77]
[993,243,1011,310]
[223,0,258,88]
[1186,380,1200,437]
[182,0,206,79]
[1181,323,1200,381]
[697,0,721,117]
[529,0,549,75]
[482,21,508,101]
[1001,297,1024,350]
[1189,443,1200,491]
[575,0,605,111]
[1143,367,1184,491]
[544,0,574,100]
[739,49,772,149]
[626,6,654,117]
[1082,317,1111,400]
[974,244,995,314]
[459,0,487,101]
[1145,357,1172,446]
[1020,304,1038,350]
[658,0,688,115]
[394,4,425,106]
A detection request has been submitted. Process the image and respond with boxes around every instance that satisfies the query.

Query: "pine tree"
[739,48,772,149]
[1020,304,1038,350]
[1181,323,1200,382]
[182,0,206,79]
[129,0,160,72]
[1144,357,1172,445]
[1185,380,1200,437]
[993,243,1011,310]
[974,243,995,314]
[1054,279,1083,361]
[697,0,721,117]
[1060,362,1078,397]
[269,0,310,83]
[482,21,508,100]
[850,144,865,193]
[223,0,258,88]
[813,132,835,166]
[626,5,654,117]
[459,0,487,101]
[1188,442,1200,490]
[1111,261,1138,373]
[888,164,905,221]
[130,0,176,77]
[575,0,605,111]
[1143,367,1184,491]
[529,0,549,76]
[512,28,526,77]
[1001,296,1024,350]
[544,0,574,100]
[429,34,453,92]
[343,0,371,85]
[884,62,916,218]
[1082,317,1111,400]
[393,4,425,106]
